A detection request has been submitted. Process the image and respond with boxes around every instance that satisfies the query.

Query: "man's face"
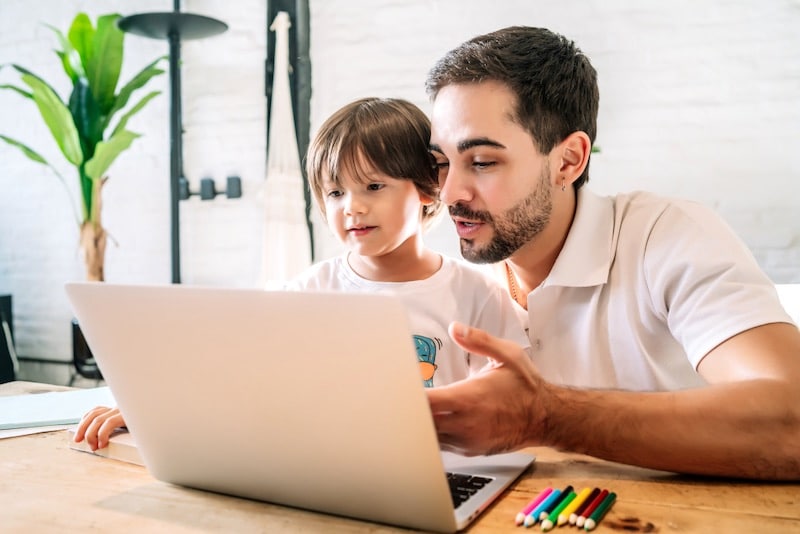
[429,81,555,263]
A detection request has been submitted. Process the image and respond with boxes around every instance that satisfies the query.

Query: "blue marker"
[523,488,562,527]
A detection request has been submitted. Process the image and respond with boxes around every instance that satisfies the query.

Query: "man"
[426,26,800,480]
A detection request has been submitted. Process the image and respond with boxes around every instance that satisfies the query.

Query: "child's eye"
[367,183,384,191]
[326,189,343,198]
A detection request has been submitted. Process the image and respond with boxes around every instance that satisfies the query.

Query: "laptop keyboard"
[446,472,493,508]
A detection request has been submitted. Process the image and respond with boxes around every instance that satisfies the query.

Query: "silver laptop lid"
[67,283,463,531]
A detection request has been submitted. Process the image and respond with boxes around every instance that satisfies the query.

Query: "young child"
[288,97,530,387]
[74,97,529,451]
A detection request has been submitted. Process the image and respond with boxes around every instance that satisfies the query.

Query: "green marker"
[540,490,576,532]
[583,491,617,531]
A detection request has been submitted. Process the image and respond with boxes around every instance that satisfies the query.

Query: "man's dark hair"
[426,27,599,189]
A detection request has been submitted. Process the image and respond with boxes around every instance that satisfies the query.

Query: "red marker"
[570,487,600,525]
[576,489,609,528]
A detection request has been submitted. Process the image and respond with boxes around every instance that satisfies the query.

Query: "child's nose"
[344,193,367,214]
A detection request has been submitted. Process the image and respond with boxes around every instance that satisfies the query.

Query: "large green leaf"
[10,64,61,97]
[69,78,103,159]
[87,14,123,115]
[68,13,94,73]
[20,72,83,167]
[104,56,166,129]
[84,129,139,181]
[0,134,48,164]
[110,90,161,138]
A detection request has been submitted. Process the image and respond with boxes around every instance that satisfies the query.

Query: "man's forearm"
[539,379,800,480]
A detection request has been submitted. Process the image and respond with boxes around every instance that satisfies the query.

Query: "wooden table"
[2,381,799,533]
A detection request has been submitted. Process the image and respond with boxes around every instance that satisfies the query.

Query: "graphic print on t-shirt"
[414,334,443,387]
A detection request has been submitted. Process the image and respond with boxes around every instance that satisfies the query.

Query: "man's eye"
[434,163,449,185]
[473,160,495,169]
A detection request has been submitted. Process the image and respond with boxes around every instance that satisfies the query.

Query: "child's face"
[322,165,432,259]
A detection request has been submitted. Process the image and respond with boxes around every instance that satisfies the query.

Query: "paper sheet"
[0,386,115,431]
[0,424,73,439]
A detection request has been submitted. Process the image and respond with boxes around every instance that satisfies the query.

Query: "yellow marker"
[558,487,593,526]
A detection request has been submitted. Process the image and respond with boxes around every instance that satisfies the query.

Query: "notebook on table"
[65,282,534,533]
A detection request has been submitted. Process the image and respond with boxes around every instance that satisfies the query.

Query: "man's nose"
[438,165,473,206]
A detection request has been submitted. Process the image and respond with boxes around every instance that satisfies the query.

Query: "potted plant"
[0,12,165,281]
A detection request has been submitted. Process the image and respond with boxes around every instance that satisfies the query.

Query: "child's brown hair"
[305,97,443,227]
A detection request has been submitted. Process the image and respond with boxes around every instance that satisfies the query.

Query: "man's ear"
[555,131,591,187]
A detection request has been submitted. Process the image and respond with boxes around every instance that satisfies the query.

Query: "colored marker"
[583,491,616,531]
[537,485,573,521]
[576,489,609,528]
[540,490,576,531]
[515,487,553,526]
[558,487,593,526]
[570,487,600,525]
[524,488,562,527]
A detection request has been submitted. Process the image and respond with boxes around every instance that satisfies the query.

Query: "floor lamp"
[118,2,227,283]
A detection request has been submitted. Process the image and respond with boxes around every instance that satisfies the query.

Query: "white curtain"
[259,11,312,287]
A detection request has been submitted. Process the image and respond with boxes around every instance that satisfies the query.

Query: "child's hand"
[73,406,126,451]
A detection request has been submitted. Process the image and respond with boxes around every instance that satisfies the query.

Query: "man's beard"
[449,166,552,264]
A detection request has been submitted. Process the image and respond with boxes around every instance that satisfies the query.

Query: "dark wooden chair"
[68,319,104,386]
[0,295,17,384]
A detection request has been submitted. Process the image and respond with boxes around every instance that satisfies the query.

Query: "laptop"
[65,282,534,532]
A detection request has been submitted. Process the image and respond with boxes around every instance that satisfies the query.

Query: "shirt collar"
[544,187,614,288]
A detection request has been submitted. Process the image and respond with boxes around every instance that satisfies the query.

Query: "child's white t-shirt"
[286,254,531,387]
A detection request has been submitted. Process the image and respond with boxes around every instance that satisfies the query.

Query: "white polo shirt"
[522,188,793,391]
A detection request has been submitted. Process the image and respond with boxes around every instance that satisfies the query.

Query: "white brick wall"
[1,0,798,383]
[308,0,800,274]
[0,0,266,382]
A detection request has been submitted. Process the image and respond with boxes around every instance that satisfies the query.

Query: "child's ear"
[418,191,436,206]
[418,193,437,219]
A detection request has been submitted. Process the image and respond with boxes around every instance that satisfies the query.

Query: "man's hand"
[427,321,553,455]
